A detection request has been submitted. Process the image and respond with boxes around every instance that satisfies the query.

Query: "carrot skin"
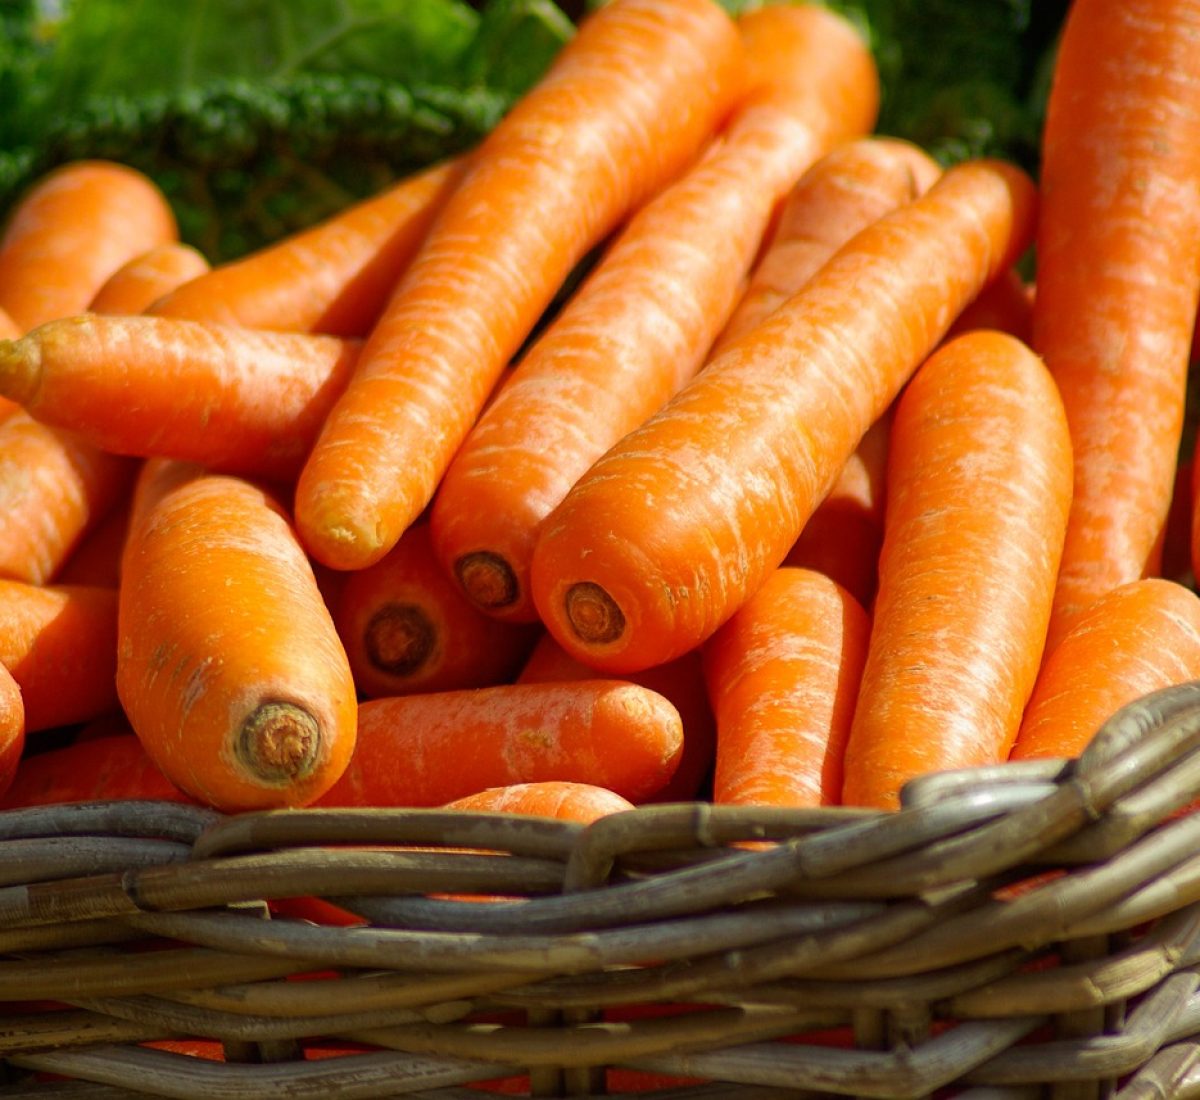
[148,157,465,337]
[530,158,1038,673]
[945,268,1033,344]
[430,4,878,623]
[1033,0,1200,651]
[0,161,177,332]
[332,522,540,698]
[117,460,358,811]
[88,242,211,315]
[841,331,1073,809]
[55,486,134,589]
[294,0,746,571]
[444,782,634,822]
[315,681,683,808]
[703,567,869,807]
[0,666,23,801]
[1010,578,1200,762]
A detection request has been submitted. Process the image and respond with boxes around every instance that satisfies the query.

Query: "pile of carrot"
[0,0,1198,827]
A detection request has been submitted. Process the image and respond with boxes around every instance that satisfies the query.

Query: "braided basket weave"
[4,680,1200,1098]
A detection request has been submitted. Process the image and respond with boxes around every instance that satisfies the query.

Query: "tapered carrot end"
[365,602,435,677]
[236,702,321,784]
[456,550,519,611]
[566,582,626,645]
[0,336,40,405]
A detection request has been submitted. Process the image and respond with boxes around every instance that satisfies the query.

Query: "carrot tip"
[365,602,436,677]
[565,582,626,646]
[0,336,39,405]
[236,702,321,785]
[455,550,519,610]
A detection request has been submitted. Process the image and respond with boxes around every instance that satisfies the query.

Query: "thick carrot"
[294,0,745,571]
[444,782,634,823]
[711,136,940,352]
[0,315,361,480]
[0,734,190,809]
[429,4,878,622]
[117,460,357,811]
[55,486,133,589]
[0,579,118,732]
[1010,578,1200,762]
[315,681,683,808]
[89,242,211,315]
[1033,0,1200,653]
[702,567,869,807]
[0,411,136,585]
[517,633,715,801]
[332,521,539,699]
[841,331,1073,809]
[530,158,1038,673]
[0,666,24,801]
[945,268,1033,344]
[0,161,177,332]
[148,157,465,337]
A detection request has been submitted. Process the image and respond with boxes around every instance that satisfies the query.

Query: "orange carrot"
[530,158,1038,673]
[332,521,539,699]
[443,781,634,823]
[711,136,940,352]
[517,633,715,802]
[294,0,745,571]
[0,315,361,480]
[0,308,19,424]
[0,665,24,801]
[0,411,136,585]
[89,242,211,315]
[945,268,1033,344]
[841,331,1073,809]
[117,460,357,811]
[0,579,118,732]
[430,5,878,622]
[315,681,683,808]
[148,157,465,337]
[702,567,869,807]
[0,734,189,809]
[0,161,177,332]
[1033,0,1200,652]
[55,485,134,589]
[1010,578,1200,762]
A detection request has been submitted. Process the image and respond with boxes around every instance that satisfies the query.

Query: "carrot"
[429,4,878,622]
[0,666,24,802]
[117,460,357,811]
[0,314,361,480]
[841,331,1073,810]
[294,0,745,571]
[444,781,634,823]
[148,157,465,337]
[0,308,19,425]
[0,411,136,585]
[55,486,133,589]
[1032,0,1200,653]
[315,680,684,808]
[529,157,1038,673]
[945,267,1033,344]
[0,579,118,732]
[782,413,890,610]
[332,521,539,699]
[711,136,940,352]
[0,160,177,332]
[0,734,190,809]
[702,567,869,807]
[88,242,211,315]
[1009,578,1200,762]
[517,634,715,802]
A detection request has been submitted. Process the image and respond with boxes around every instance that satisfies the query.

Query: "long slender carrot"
[1033,0,1200,653]
[89,242,211,315]
[702,567,869,807]
[444,782,634,823]
[0,579,118,732]
[117,459,358,811]
[294,0,745,572]
[0,666,24,802]
[429,5,878,622]
[0,411,136,585]
[529,158,1038,673]
[516,633,716,802]
[315,681,683,808]
[0,160,177,332]
[332,521,539,699]
[711,136,940,352]
[841,331,1073,810]
[1010,578,1200,762]
[148,157,465,337]
[0,315,361,480]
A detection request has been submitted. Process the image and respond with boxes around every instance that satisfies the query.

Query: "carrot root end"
[236,702,321,784]
[0,336,40,405]
[455,550,519,610]
[565,582,626,646]
[365,602,436,677]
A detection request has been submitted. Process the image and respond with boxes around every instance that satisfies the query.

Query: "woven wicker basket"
[4,680,1200,1099]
